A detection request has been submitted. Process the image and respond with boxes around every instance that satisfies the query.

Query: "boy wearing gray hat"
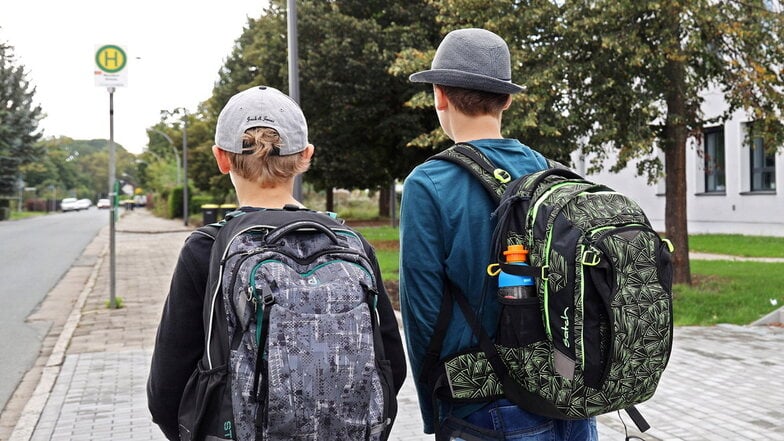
[148,86,406,440]
[399,29,597,440]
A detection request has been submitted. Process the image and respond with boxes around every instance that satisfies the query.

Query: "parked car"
[61,198,79,212]
[96,198,111,209]
[76,199,92,210]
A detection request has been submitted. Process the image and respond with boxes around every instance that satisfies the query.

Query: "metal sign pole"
[108,87,117,309]
[94,43,125,310]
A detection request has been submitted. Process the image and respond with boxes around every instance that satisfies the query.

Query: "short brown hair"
[438,85,510,116]
[226,127,310,185]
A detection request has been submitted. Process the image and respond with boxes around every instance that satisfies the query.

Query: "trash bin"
[201,204,219,225]
[219,203,238,220]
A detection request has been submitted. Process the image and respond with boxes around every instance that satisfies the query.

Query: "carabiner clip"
[486,263,501,277]
[493,168,512,184]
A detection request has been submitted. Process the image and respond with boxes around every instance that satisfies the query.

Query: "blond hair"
[227,127,310,185]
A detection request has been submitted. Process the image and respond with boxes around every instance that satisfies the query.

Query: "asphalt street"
[0,209,107,411]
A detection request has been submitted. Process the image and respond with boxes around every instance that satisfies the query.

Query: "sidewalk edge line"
[8,243,108,441]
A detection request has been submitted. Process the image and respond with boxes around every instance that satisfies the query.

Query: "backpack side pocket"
[496,296,546,348]
[178,359,234,441]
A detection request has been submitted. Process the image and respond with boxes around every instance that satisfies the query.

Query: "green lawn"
[356,226,784,325]
[355,226,398,282]
[674,260,784,325]
[689,234,784,258]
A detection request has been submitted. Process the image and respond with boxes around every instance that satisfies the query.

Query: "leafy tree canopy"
[0,38,43,195]
[22,136,136,200]
[202,0,440,195]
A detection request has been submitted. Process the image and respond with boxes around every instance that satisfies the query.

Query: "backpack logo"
[223,421,233,439]
[560,307,570,348]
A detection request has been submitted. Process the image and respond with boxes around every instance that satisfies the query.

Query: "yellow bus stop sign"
[95,45,127,73]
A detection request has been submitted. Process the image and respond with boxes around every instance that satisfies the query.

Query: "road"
[0,208,108,411]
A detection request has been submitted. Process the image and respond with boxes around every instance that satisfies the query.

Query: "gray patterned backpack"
[421,143,674,432]
[178,207,394,441]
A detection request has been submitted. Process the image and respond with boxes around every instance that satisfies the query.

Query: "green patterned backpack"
[422,143,674,432]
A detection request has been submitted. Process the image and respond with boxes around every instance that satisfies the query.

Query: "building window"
[750,135,776,191]
[703,127,725,192]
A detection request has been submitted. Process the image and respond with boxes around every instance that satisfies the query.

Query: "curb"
[8,243,108,441]
[752,306,784,326]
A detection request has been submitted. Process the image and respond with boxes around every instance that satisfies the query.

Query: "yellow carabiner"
[487,263,501,277]
[493,168,512,184]
[663,238,675,253]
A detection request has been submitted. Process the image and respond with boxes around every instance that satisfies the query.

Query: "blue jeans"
[437,400,598,441]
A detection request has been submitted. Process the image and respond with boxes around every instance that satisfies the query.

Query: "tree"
[206,0,440,211]
[0,38,43,196]
[22,136,137,201]
[396,0,784,285]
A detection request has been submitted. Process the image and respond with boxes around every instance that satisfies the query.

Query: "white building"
[573,88,784,237]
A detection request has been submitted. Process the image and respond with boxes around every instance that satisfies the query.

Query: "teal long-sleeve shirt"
[399,138,548,433]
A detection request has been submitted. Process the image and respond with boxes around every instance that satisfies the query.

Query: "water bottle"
[498,244,535,299]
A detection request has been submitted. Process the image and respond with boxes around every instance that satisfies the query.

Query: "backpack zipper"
[539,189,646,347]
[536,182,591,340]
[527,182,578,245]
[248,258,376,346]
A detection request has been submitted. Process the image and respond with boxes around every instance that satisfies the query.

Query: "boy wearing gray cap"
[399,29,597,440]
[148,86,406,440]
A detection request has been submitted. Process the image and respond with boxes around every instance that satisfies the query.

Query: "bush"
[191,194,214,211]
[25,198,49,212]
[168,186,191,219]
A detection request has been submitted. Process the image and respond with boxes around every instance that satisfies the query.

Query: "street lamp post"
[180,110,188,226]
[146,128,181,186]
[160,107,189,226]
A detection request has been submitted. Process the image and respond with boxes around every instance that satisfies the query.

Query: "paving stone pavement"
[3,208,783,440]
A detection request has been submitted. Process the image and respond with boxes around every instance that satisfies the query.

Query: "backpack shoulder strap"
[194,223,221,241]
[427,143,509,204]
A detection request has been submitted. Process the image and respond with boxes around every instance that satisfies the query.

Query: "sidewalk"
[2,208,783,440]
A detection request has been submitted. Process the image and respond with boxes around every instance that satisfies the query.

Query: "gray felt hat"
[214,85,308,155]
[409,28,523,94]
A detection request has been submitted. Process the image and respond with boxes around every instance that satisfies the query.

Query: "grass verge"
[9,211,47,220]
[689,234,784,258]
[674,260,784,326]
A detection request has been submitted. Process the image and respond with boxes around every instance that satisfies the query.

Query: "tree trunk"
[378,185,391,219]
[326,187,334,213]
[663,129,691,285]
[663,33,692,286]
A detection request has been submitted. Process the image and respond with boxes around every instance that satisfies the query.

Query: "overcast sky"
[1,0,267,154]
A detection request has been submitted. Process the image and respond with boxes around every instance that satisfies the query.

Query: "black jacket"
[147,211,407,440]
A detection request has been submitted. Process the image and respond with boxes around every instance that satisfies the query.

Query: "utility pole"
[288,0,303,201]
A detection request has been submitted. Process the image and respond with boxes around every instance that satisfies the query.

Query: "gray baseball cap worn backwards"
[409,28,523,95]
[215,85,309,155]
